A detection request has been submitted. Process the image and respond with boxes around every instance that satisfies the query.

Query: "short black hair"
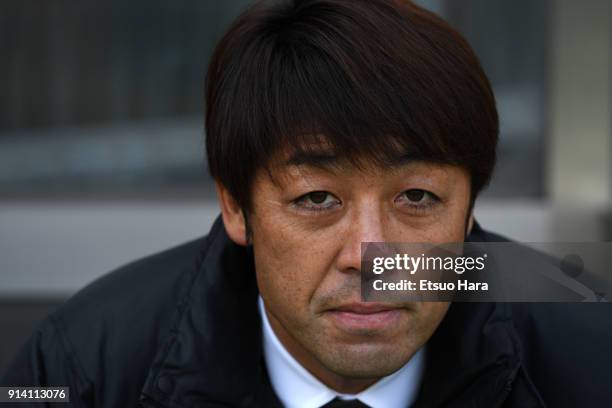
[205,0,498,212]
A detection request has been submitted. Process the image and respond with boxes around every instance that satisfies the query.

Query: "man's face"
[245,148,472,385]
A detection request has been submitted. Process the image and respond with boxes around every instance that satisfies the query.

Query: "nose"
[334,206,387,274]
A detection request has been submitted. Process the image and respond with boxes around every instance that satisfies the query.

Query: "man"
[2,0,611,407]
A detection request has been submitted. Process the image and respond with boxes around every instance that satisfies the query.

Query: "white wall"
[0,201,220,297]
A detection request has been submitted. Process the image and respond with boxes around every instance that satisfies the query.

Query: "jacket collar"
[139,216,275,407]
[139,216,522,407]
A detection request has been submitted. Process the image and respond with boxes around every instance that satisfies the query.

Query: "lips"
[325,303,403,332]
[331,303,398,314]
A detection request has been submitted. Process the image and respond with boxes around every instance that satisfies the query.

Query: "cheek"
[439,203,469,240]
[444,194,471,238]
[410,301,450,343]
[417,193,470,242]
[394,207,468,244]
[418,302,450,323]
[250,213,336,318]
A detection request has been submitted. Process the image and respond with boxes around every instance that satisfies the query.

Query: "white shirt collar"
[259,297,425,408]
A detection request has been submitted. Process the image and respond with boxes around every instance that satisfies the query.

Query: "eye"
[395,189,440,212]
[293,191,341,212]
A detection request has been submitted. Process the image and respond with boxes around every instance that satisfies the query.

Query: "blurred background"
[1,0,611,372]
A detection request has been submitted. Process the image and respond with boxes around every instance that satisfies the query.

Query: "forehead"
[272,136,418,170]
[263,142,459,184]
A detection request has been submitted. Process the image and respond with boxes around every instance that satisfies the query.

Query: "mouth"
[324,302,403,332]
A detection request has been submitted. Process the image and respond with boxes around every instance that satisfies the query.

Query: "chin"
[317,340,413,378]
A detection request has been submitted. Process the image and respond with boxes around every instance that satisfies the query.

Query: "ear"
[215,181,248,246]
[466,212,475,236]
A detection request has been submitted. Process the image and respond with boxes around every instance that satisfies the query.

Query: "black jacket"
[2,216,612,407]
